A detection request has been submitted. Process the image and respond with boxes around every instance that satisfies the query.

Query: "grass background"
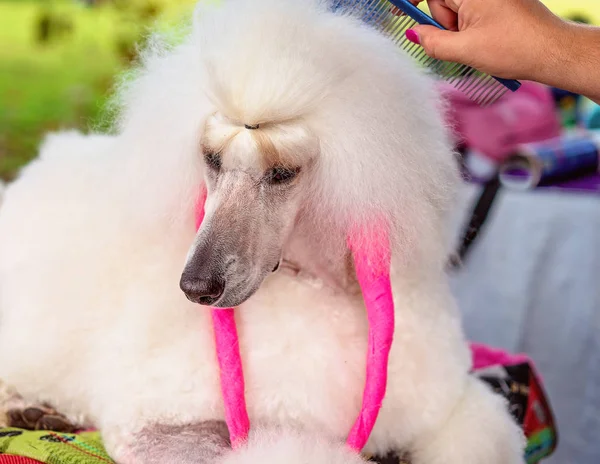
[0,0,598,180]
[0,0,198,179]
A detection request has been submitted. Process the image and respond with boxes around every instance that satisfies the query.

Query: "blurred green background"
[0,0,597,181]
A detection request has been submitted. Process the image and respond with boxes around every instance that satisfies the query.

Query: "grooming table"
[450,180,600,464]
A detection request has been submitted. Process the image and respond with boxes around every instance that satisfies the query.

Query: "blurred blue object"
[551,87,584,128]
[586,102,600,130]
[499,131,600,190]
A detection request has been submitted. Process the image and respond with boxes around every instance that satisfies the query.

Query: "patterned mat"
[0,430,111,464]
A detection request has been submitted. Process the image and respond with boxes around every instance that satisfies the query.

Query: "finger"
[427,0,459,31]
[432,0,462,12]
[408,25,470,64]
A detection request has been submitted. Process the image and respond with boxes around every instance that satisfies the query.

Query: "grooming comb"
[332,0,521,106]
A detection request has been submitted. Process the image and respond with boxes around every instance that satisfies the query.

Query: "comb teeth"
[332,0,513,106]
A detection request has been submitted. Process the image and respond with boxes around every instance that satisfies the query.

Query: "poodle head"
[169,0,459,306]
[180,113,319,307]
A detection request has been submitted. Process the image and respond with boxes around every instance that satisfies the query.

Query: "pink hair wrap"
[195,188,250,448]
[195,191,395,452]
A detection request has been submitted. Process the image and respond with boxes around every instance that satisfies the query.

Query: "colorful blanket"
[0,430,111,464]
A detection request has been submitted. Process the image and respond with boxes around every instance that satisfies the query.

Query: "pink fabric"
[345,221,395,452]
[470,343,530,371]
[211,309,250,448]
[194,188,208,230]
[195,190,395,452]
[441,80,561,163]
[469,343,547,386]
[195,188,250,448]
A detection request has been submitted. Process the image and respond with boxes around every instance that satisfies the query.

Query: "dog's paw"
[4,397,76,433]
[0,381,76,432]
[7,404,76,432]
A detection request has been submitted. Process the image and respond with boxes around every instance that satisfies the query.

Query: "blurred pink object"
[470,343,530,371]
[470,342,545,383]
[441,81,562,163]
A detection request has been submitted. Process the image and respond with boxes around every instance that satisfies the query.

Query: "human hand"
[404,0,567,82]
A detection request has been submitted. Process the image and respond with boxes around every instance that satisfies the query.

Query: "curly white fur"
[0,0,525,463]
[220,427,369,464]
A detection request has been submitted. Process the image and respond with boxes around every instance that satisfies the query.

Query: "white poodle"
[0,0,525,463]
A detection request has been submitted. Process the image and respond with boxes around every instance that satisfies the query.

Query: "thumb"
[407,25,468,64]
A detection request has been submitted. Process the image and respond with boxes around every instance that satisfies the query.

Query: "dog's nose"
[180,274,226,306]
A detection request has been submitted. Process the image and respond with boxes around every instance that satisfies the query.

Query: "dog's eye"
[267,166,300,185]
[204,152,222,171]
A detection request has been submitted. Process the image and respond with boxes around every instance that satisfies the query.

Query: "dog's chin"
[209,260,282,308]
[210,281,262,309]
[210,292,255,309]
[191,261,280,309]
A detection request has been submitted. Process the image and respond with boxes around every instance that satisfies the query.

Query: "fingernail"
[405,29,420,45]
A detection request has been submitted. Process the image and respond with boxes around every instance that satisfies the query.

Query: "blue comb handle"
[388,0,521,92]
